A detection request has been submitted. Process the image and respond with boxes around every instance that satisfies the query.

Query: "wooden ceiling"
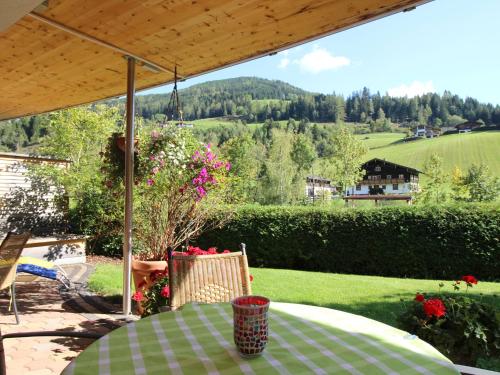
[0,0,430,120]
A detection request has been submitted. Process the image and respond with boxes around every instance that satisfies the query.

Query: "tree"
[221,135,262,202]
[452,164,499,202]
[418,153,448,204]
[261,129,295,204]
[328,126,367,194]
[290,134,317,202]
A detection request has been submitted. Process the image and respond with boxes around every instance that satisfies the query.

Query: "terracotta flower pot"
[131,258,168,314]
[116,136,138,152]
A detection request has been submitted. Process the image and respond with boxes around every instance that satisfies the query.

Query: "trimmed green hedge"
[197,204,500,280]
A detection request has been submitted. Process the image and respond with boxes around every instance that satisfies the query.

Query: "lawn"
[88,265,500,327]
[355,132,405,149]
[364,130,500,176]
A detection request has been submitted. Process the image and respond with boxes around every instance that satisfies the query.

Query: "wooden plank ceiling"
[0,0,429,120]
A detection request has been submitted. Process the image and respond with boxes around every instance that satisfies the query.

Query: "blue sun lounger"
[16,257,71,288]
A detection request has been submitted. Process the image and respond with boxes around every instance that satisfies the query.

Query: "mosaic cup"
[231,295,270,358]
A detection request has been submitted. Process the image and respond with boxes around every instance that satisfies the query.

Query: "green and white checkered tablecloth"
[63,302,459,374]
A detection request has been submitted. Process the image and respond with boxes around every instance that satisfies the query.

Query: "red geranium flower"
[415,293,425,302]
[161,286,170,298]
[461,275,478,285]
[132,291,144,302]
[423,298,446,318]
[249,274,254,282]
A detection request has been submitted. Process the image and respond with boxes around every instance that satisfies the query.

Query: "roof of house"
[306,175,331,183]
[362,158,422,174]
[455,121,482,130]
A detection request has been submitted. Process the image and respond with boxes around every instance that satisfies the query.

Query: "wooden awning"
[0,0,429,120]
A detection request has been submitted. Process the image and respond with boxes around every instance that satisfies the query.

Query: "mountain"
[128,77,311,120]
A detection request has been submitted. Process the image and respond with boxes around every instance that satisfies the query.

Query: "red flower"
[222,250,231,254]
[150,270,166,282]
[423,298,446,318]
[161,286,170,298]
[132,291,144,302]
[415,293,425,302]
[249,275,254,282]
[207,247,218,254]
[461,275,478,285]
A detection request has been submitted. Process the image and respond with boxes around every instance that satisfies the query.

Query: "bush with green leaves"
[197,204,500,280]
[398,278,500,366]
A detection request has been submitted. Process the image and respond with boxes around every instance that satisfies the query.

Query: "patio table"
[62,302,459,375]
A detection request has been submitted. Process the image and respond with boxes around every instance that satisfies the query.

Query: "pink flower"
[132,291,144,302]
[147,179,154,186]
[206,151,215,162]
[222,250,231,253]
[196,186,206,198]
[207,247,217,254]
[152,167,159,175]
[225,162,231,171]
[149,155,155,161]
[214,161,223,169]
[151,130,160,139]
[161,286,170,298]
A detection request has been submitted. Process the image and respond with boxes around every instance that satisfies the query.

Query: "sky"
[142,0,500,105]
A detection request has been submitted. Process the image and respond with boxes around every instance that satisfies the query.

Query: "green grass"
[88,265,500,327]
[364,131,500,175]
[355,132,405,149]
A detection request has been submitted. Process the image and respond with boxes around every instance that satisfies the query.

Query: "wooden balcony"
[361,178,406,185]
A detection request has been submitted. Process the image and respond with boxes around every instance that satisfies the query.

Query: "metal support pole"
[123,56,135,315]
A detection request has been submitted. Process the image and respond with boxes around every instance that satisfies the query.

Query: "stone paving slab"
[0,264,134,375]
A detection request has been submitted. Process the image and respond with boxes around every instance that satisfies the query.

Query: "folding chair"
[167,243,252,310]
[0,232,30,324]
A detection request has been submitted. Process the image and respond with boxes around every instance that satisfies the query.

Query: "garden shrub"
[197,204,500,280]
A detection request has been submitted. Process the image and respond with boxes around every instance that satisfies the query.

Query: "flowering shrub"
[133,267,169,318]
[398,276,500,366]
[102,126,232,260]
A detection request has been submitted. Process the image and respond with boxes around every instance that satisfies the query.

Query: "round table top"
[63,302,459,375]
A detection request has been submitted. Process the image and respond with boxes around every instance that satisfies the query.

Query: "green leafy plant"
[133,267,170,318]
[102,126,233,260]
[398,276,500,366]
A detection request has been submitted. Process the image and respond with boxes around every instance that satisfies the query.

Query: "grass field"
[355,132,405,149]
[88,265,500,328]
[364,131,500,175]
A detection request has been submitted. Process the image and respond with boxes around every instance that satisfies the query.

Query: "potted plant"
[102,126,232,311]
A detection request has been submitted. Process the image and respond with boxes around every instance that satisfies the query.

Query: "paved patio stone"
[1,268,133,375]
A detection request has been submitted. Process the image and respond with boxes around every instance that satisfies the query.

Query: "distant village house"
[305,176,337,201]
[413,125,441,138]
[346,158,420,196]
[455,121,481,133]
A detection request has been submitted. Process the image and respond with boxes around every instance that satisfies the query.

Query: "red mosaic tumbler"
[231,296,270,358]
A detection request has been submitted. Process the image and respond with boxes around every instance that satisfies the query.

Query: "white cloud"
[277,58,290,69]
[294,46,350,74]
[387,81,435,98]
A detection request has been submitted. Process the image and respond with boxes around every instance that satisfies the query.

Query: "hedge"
[197,204,500,281]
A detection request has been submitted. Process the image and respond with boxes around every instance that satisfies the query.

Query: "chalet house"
[455,121,481,133]
[413,125,441,138]
[305,176,337,201]
[346,158,420,196]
